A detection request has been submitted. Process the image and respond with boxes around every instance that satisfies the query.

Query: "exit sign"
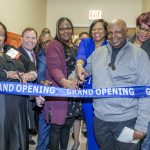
[89,10,102,20]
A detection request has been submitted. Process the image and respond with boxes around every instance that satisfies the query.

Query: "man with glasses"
[129,12,150,150]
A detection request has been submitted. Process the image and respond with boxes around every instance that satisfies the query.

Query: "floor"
[29,131,87,150]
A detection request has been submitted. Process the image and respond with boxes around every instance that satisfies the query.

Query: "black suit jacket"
[18,46,38,119]
[18,46,38,65]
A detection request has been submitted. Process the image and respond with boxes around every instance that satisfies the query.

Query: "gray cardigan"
[85,42,150,133]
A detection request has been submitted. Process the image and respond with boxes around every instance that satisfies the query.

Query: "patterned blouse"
[63,45,82,118]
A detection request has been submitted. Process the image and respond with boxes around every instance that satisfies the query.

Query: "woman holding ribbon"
[76,19,108,150]
[44,17,82,150]
[0,21,37,150]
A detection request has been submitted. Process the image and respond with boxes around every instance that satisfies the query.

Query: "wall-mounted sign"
[89,10,102,20]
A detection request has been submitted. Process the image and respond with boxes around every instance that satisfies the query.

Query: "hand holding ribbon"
[61,78,77,89]
[20,71,37,83]
[76,64,88,83]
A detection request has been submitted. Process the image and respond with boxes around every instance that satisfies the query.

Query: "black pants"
[49,118,74,150]
[94,116,141,150]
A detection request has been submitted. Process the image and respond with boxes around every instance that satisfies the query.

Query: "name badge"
[6,48,21,60]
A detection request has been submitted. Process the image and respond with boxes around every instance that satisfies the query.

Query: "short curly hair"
[136,12,150,28]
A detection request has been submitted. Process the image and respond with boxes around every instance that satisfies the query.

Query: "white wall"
[142,0,150,12]
[0,0,144,36]
[47,0,142,36]
[0,0,47,34]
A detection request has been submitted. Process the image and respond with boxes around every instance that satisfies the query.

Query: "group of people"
[0,22,37,150]
[74,12,150,150]
[0,11,150,150]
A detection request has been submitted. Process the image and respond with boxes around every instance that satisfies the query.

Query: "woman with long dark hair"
[44,17,81,150]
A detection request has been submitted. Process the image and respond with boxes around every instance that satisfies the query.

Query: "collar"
[107,40,128,53]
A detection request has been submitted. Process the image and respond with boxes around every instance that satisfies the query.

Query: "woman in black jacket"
[0,21,37,150]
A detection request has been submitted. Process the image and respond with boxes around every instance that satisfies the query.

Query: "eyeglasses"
[138,25,150,34]
[23,36,37,40]
[59,27,72,32]
[0,33,5,38]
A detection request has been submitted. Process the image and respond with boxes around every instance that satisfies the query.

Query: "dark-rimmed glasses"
[59,27,72,32]
[138,25,150,34]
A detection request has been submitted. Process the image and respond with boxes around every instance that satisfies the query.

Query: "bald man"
[77,19,150,150]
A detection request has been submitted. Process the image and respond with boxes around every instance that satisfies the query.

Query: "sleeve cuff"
[3,70,8,78]
[134,123,148,133]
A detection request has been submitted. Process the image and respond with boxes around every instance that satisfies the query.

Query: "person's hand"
[40,80,52,86]
[76,64,88,83]
[70,78,78,86]
[20,73,31,83]
[7,71,20,79]
[21,72,36,83]
[35,96,45,107]
[61,78,77,89]
[133,130,145,140]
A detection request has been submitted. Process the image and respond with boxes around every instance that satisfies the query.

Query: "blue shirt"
[37,48,46,83]
[76,38,108,88]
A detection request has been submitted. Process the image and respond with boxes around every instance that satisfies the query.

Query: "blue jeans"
[141,122,150,150]
[36,110,50,150]
[94,116,140,150]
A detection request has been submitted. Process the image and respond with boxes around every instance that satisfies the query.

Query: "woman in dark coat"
[128,12,150,150]
[0,21,37,150]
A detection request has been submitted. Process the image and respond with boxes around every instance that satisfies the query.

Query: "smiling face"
[107,19,128,49]
[135,23,150,43]
[21,30,37,51]
[135,12,150,44]
[58,20,73,44]
[91,22,106,43]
